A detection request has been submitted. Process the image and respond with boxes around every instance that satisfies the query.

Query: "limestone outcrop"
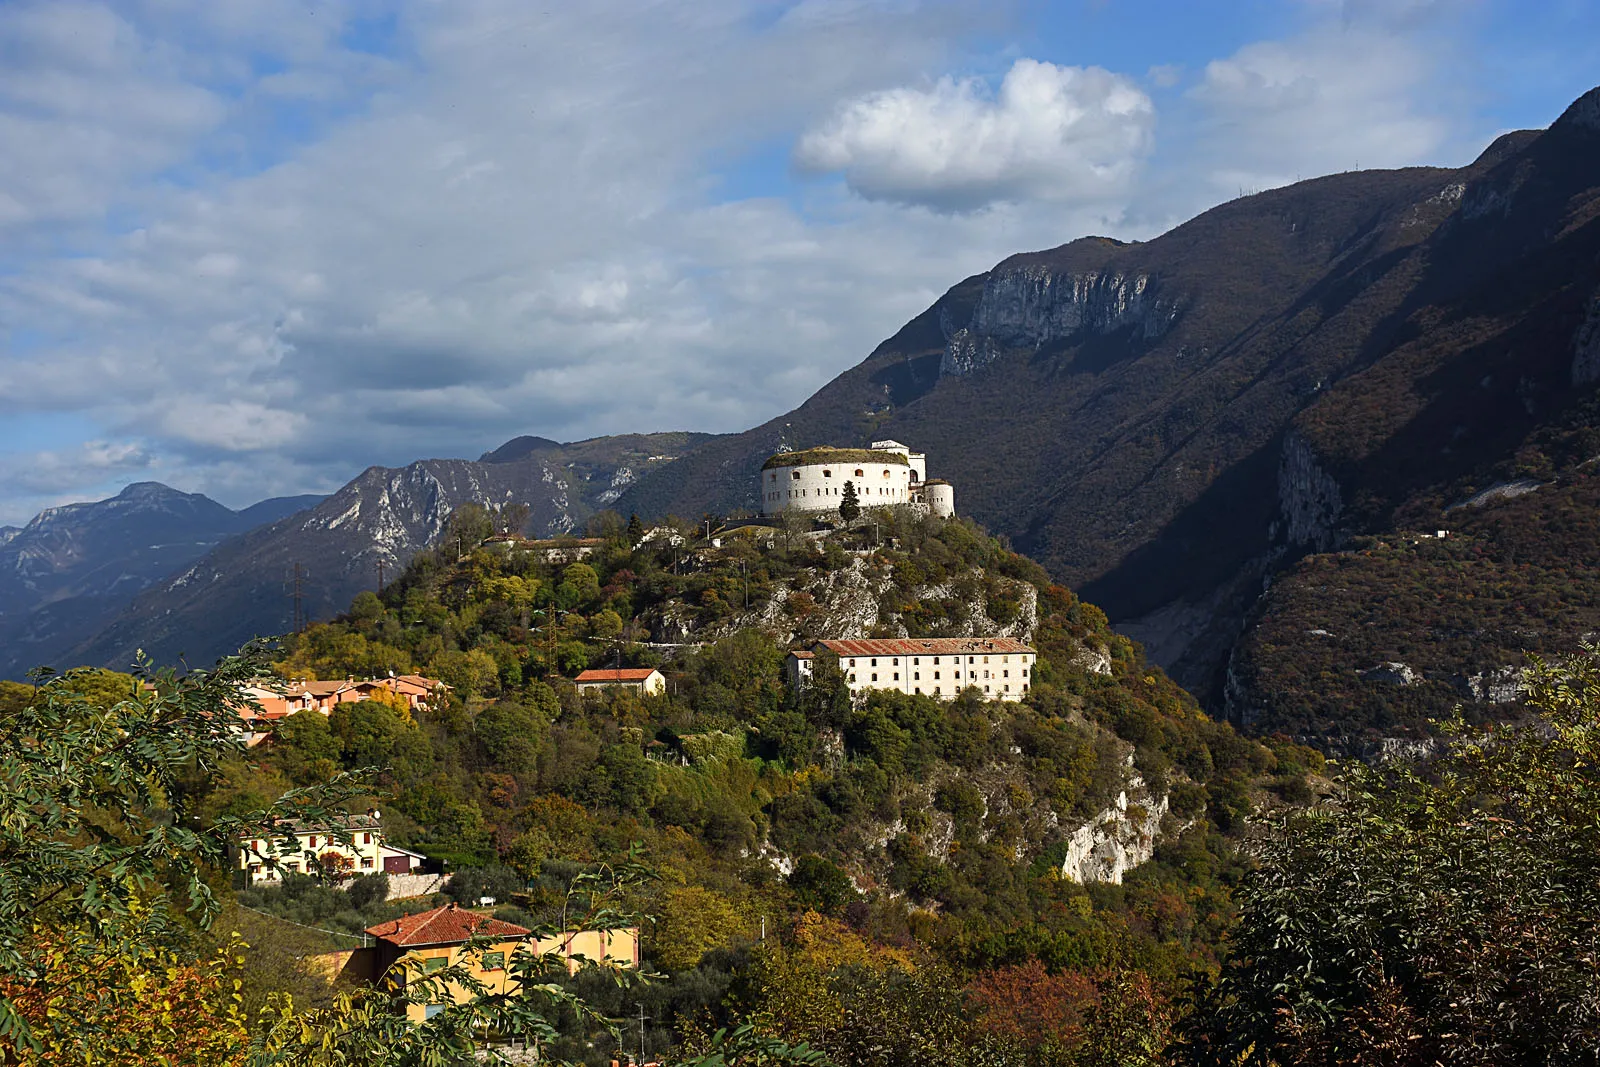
[940,265,1179,378]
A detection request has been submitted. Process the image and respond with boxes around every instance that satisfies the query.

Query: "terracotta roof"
[789,650,815,659]
[575,668,660,683]
[819,637,1035,657]
[366,904,530,947]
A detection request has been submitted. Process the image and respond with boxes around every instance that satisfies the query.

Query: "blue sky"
[0,0,1597,526]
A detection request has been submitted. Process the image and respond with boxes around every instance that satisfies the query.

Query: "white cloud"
[796,58,1155,211]
[0,439,151,499]
[1187,24,1452,196]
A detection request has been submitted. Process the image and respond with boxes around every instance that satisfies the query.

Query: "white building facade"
[758,440,953,518]
[787,637,1035,702]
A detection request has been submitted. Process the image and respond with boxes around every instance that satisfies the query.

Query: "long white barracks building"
[787,637,1035,702]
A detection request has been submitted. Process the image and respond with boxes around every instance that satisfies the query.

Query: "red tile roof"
[789,650,815,659]
[366,904,530,947]
[575,668,660,683]
[818,637,1035,657]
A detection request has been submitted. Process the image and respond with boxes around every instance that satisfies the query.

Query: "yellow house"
[238,812,385,885]
[361,904,641,1022]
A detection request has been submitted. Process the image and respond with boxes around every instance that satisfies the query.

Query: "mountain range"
[0,483,323,680]
[12,85,1600,748]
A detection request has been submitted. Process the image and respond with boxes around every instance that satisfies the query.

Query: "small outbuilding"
[574,667,667,696]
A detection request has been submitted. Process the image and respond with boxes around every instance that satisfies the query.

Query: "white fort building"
[759,439,954,518]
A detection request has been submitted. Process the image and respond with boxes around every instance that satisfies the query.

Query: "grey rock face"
[940,265,1178,377]
[1468,665,1525,704]
[1278,431,1342,551]
[1572,290,1600,386]
[1363,661,1419,686]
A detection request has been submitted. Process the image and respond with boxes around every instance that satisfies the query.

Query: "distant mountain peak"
[480,435,563,463]
[1552,84,1600,135]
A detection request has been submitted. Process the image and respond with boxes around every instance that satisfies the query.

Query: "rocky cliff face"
[1278,431,1343,551]
[1059,774,1169,886]
[940,264,1178,378]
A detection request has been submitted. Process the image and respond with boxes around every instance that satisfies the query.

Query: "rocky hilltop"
[621,86,1600,721]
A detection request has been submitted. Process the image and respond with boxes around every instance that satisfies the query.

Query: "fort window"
[893,672,899,680]
[870,658,877,666]
[913,672,920,680]
[855,468,863,476]
[934,671,940,679]
[1003,670,1009,677]
[871,673,878,682]
[823,469,832,477]
[792,471,801,480]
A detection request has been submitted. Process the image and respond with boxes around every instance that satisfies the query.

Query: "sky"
[1,0,1597,527]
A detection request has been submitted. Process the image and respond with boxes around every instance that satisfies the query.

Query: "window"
[363,832,371,844]
[871,658,877,666]
[934,671,940,680]
[893,672,899,680]
[855,468,864,476]
[871,673,878,682]
[1003,670,1009,678]
[985,685,991,693]
[361,857,374,868]
[882,470,890,477]
[849,674,856,683]
[932,657,939,665]
[306,835,317,848]
[849,659,856,666]
[425,1004,447,1020]
[968,656,975,664]
[792,471,801,480]
[823,469,832,477]
[285,862,299,873]
[913,672,920,680]
[770,473,777,482]
[913,658,919,665]
[424,956,447,974]
[915,687,921,694]
[482,951,506,971]
[1004,685,1010,693]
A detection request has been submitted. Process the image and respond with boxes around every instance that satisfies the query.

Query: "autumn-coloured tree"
[967,960,1099,1051]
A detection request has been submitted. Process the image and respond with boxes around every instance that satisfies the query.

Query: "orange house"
[365,905,533,1023]
[361,904,640,1022]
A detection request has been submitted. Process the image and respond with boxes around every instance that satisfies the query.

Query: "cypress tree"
[839,480,861,522]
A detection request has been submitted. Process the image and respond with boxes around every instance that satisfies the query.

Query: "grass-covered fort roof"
[761,447,909,470]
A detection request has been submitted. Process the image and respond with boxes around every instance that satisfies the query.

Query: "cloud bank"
[795,59,1154,211]
[0,0,1539,524]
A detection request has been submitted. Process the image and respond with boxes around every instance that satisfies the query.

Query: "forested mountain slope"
[620,86,1600,713]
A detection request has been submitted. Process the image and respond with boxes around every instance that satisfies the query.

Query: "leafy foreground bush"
[1178,649,1600,1066]
[0,653,821,1067]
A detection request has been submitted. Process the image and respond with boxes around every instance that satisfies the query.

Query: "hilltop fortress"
[759,440,954,519]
